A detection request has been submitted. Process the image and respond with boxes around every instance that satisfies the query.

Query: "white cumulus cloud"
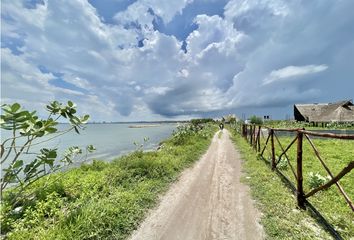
[263,64,328,85]
[1,0,354,120]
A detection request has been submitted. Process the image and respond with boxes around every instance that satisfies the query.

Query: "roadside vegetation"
[1,119,217,239]
[228,124,354,239]
[263,120,354,130]
[1,102,94,209]
[249,115,263,125]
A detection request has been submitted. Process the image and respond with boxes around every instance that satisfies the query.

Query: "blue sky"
[1,0,354,121]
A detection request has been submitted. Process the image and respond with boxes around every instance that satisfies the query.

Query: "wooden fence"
[240,124,354,211]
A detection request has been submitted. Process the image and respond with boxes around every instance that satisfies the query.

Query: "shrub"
[249,115,263,125]
[171,122,215,145]
[308,172,329,189]
[277,156,288,170]
[1,101,94,235]
[190,118,214,126]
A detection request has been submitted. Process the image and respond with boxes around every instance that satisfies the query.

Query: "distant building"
[294,100,354,123]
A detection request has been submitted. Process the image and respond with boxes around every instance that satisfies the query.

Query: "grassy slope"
[228,127,354,239]
[1,124,217,240]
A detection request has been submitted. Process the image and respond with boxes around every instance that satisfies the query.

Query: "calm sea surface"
[1,123,177,169]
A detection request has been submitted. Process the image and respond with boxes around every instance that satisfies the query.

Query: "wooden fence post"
[252,126,256,149]
[250,125,253,145]
[270,129,276,170]
[254,126,258,151]
[296,131,305,209]
[244,124,247,140]
[257,126,261,152]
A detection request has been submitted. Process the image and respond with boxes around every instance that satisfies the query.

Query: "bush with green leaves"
[190,118,214,126]
[133,137,150,152]
[0,101,95,207]
[308,172,330,189]
[276,156,288,170]
[249,115,263,125]
[229,120,244,134]
[171,122,214,145]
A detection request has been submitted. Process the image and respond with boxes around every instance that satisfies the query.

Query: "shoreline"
[1,123,217,239]
[128,124,160,128]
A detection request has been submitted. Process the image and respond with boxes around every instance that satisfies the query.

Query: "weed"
[308,172,330,189]
[277,156,288,170]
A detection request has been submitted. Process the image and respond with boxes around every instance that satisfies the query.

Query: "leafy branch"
[1,101,95,206]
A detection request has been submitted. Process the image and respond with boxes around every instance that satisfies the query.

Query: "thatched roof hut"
[294,100,354,123]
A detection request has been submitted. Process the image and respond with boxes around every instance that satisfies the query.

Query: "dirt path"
[130,129,264,240]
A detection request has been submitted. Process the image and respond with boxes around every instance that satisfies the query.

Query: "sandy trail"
[130,129,264,240]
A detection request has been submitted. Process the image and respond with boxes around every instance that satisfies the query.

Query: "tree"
[249,115,263,125]
[0,101,95,206]
[190,118,215,126]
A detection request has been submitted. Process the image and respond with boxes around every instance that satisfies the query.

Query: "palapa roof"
[294,100,354,122]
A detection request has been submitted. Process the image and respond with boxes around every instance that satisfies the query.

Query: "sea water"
[1,123,177,169]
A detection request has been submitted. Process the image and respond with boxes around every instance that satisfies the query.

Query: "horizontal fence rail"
[240,124,354,212]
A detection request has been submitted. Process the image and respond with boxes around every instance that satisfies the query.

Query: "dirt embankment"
[130,129,264,240]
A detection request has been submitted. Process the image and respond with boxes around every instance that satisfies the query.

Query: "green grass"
[1,123,217,240]
[228,127,354,239]
[263,135,354,238]
[264,120,354,130]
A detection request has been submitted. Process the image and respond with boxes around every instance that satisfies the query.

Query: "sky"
[1,0,353,122]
